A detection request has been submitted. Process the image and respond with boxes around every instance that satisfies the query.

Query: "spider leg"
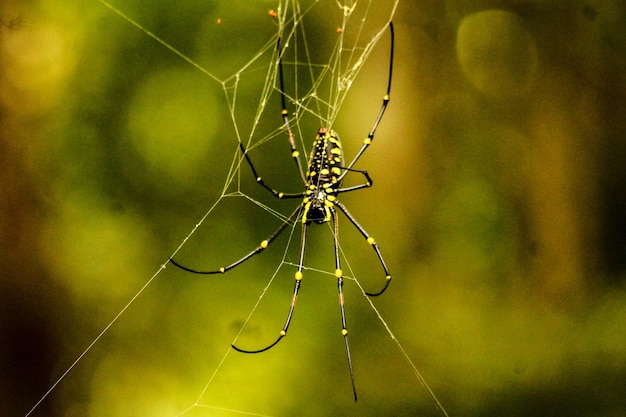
[336,167,373,194]
[238,141,305,200]
[339,22,394,181]
[331,209,358,402]
[334,200,392,296]
[169,205,302,274]
[277,37,307,183]
[236,34,310,199]
[232,216,308,353]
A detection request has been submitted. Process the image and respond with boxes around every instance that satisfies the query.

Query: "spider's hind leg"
[330,208,358,401]
[334,200,392,297]
[231,215,308,354]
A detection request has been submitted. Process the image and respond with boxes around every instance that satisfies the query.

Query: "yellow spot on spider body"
[331,167,341,175]
[342,329,348,336]
[320,168,330,175]
[295,271,303,281]
[302,202,311,223]
[331,148,342,155]
[261,240,269,249]
[327,195,336,202]
[335,269,343,278]
[367,237,375,245]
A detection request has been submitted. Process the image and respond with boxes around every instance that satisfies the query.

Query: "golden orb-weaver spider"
[170,22,394,401]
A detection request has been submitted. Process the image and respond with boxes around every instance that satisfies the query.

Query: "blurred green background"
[2,0,626,416]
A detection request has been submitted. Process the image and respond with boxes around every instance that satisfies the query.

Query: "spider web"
[25,1,448,416]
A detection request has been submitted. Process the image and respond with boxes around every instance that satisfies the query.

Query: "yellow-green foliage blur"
[2,1,625,416]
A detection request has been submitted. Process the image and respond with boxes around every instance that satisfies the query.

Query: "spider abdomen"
[302,128,343,224]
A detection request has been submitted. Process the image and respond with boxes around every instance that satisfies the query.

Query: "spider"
[170,22,394,401]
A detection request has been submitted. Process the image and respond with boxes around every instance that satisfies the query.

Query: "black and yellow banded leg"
[232,214,309,354]
[334,200,392,297]
[170,205,302,275]
[339,22,394,179]
[331,209,358,401]
[238,141,305,200]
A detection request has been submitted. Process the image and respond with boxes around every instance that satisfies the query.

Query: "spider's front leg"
[238,142,304,200]
[338,22,394,180]
[234,34,308,201]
